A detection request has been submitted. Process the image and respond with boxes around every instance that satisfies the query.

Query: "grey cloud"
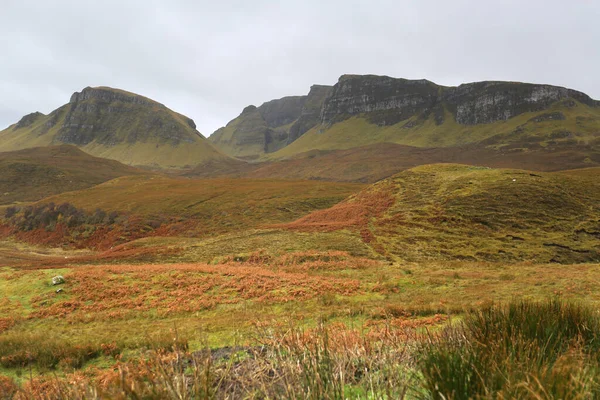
[1,0,598,135]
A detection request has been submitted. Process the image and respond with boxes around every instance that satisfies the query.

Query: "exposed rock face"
[57,87,201,146]
[69,86,152,106]
[209,88,332,158]
[320,75,440,126]
[445,81,596,125]
[213,74,599,158]
[0,86,226,168]
[288,85,333,142]
[320,75,598,126]
[14,112,44,130]
[258,96,306,128]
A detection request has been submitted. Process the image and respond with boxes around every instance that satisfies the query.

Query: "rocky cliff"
[288,85,333,142]
[320,75,598,126]
[213,74,600,160]
[209,87,332,159]
[0,87,227,168]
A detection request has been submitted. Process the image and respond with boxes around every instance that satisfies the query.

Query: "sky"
[1,0,599,136]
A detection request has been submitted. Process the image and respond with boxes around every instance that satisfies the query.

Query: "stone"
[51,275,65,286]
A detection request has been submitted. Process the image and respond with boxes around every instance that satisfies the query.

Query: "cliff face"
[56,86,200,147]
[288,85,333,142]
[209,87,332,159]
[320,75,440,126]
[0,87,227,168]
[320,75,598,126]
[210,74,600,160]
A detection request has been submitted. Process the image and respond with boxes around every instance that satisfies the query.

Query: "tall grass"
[420,299,600,399]
[0,331,188,371]
[9,324,413,399]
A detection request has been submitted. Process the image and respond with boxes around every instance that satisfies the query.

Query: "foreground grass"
[3,299,600,398]
[421,300,600,398]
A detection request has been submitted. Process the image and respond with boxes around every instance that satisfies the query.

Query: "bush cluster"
[4,202,118,231]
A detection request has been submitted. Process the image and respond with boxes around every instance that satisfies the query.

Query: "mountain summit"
[0,87,226,168]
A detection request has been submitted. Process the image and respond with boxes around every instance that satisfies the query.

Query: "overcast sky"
[1,0,599,136]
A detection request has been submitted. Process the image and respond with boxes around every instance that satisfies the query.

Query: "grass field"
[1,164,599,398]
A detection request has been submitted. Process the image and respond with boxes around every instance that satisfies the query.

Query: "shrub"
[419,299,600,398]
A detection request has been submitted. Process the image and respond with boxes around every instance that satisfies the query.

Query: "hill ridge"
[210,74,600,160]
[0,86,227,168]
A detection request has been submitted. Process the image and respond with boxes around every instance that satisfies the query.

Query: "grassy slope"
[33,176,363,237]
[281,164,600,263]
[0,145,145,204]
[0,87,227,168]
[233,142,599,183]
[270,101,600,158]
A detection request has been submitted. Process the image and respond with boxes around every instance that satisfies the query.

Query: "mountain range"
[1,74,599,175]
[208,75,600,163]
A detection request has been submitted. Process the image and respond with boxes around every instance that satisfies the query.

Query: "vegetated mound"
[280,164,600,263]
[0,87,228,168]
[0,145,144,204]
[1,176,363,249]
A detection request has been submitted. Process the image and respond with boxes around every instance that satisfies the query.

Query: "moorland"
[0,74,599,399]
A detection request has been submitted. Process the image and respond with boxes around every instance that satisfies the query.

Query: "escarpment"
[212,74,599,160]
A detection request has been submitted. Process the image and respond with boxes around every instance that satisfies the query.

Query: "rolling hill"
[0,87,228,168]
[184,141,599,183]
[279,164,600,263]
[0,145,144,204]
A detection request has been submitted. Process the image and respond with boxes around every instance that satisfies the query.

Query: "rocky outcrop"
[1,86,225,168]
[289,85,333,142]
[258,96,306,128]
[210,87,336,157]
[56,87,201,146]
[214,74,599,158]
[13,112,44,130]
[320,75,440,126]
[444,81,596,125]
[209,85,334,158]
[320,75,598,126]
[69,86,152,106]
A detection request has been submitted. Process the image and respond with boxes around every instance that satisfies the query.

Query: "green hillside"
[0,87,228,168]
[271,100,600,159]
[281,164,600,263]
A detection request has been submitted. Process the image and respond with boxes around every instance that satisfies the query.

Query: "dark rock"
[258,96,306,128]
[529,112,566,123]
[288,85,333,143]
[320,75,597,126]
[13,112,44,130]
[320,75,439,125]
[241,105,258,115]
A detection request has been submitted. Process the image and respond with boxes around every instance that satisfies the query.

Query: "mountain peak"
[69,86,157,106]
[1,87,226,168]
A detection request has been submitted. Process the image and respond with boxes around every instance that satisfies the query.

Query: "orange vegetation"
[29,258,364,321]
[277,182,394,233]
